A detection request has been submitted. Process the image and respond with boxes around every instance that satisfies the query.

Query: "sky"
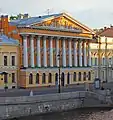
[0,0,113,29]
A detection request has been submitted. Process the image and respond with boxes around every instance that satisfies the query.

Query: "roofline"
[17,12,94,35]
[20,32,93,40]
[62,12,94,34]
[0,43,19,46]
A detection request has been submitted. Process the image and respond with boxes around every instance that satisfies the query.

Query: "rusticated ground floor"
[19,67,94,88]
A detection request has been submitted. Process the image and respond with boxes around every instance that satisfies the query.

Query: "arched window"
[73,72,76,82]
[36,73,39,84]
[29,73,33,84]
[61,72,65,86]
[4,73,8,83]
[88,72,91,81]
[83,72,86,81]
[48,73,52,83]
[42,73,46,84]
[78,72,81,81]
[55,73,58,82]
[67,72,70,84]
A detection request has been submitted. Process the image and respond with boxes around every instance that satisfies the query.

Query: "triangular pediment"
[31,13,94,34]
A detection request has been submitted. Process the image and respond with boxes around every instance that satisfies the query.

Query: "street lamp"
[57,52,61,93]
[105,37,108,83]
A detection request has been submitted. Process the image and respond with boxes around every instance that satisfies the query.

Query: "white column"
[79,41,82,67]
[74,41,78,66]
[83,42,87,66]
[56,37,60,67]
[68,39,72,67]
[23,35,28,67]
[43,36,47,67]
[30,36,35,67]
[50,37,53,67]
[37,36,41,67]
[62,38,66,67]
[88,42,91,66]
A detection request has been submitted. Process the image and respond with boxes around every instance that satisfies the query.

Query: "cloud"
[0,0,113,28]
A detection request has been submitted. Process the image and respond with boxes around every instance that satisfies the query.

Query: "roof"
[98,27,113,38]
[10,13,62,26]
[0,34,19,45]
[9,12,94,34]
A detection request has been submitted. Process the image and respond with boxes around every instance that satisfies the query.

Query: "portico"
[22,34,92,68]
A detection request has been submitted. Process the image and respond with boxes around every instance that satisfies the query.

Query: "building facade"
[0,34,19,89]
[1,13,95,88]
[90,27,113,82]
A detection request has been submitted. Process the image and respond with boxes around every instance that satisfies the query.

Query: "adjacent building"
[0,34,19,89]
[90,26,113,82]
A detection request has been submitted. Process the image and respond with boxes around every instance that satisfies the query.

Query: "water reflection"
[18,108,113,120]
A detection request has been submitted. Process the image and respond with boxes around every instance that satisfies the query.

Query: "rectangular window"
[91,57,92,66]
[12,73,15,83]
[4,56,7,66]
[102,71,104,79]
[95,58,97,66]
[102,58,105,65]
[109,58,112,65]
[12,56,15,66]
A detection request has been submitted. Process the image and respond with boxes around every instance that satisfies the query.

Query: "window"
[102,58,105,65]
[48,73,52,83]
[61,72,65,86]
[12,73,15,83]
[12,56,15,66]
[88,72,91,81]
[42,73,46,84]
[55,73,58,83]
[83,72,86,81]
[91,57,95,66]
[36,73,39,84]
[4,56,7,66]
[91,57,93,66]
[102,71,104,79]
[29,73,33,84]
[4,73,8,83]
[73,72,76,82]
[78,72,81,81]
[109,58,112,65]
[67,72,70,84]
[95,58,97,66]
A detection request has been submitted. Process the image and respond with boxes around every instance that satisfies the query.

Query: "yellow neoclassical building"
[9,13,96,88]
[0,34,19,89]
[90,26,113,82]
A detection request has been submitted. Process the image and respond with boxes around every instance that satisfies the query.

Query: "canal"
[13,107,113,120]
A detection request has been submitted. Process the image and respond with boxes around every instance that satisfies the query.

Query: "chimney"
[0,15,9,35]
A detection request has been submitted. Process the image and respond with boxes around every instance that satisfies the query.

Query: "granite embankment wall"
[0,91,112,120]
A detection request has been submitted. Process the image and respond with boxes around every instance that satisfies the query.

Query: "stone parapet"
[0,91,111,120]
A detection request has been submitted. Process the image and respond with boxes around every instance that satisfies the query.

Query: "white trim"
[20,67,92,72]
[20,32,92,40]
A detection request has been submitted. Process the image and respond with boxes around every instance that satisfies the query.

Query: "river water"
[16,108,113,120]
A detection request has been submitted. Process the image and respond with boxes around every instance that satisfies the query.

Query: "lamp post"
[57,52,61,93]
[98,36,101,80]
[105,37,108,83]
